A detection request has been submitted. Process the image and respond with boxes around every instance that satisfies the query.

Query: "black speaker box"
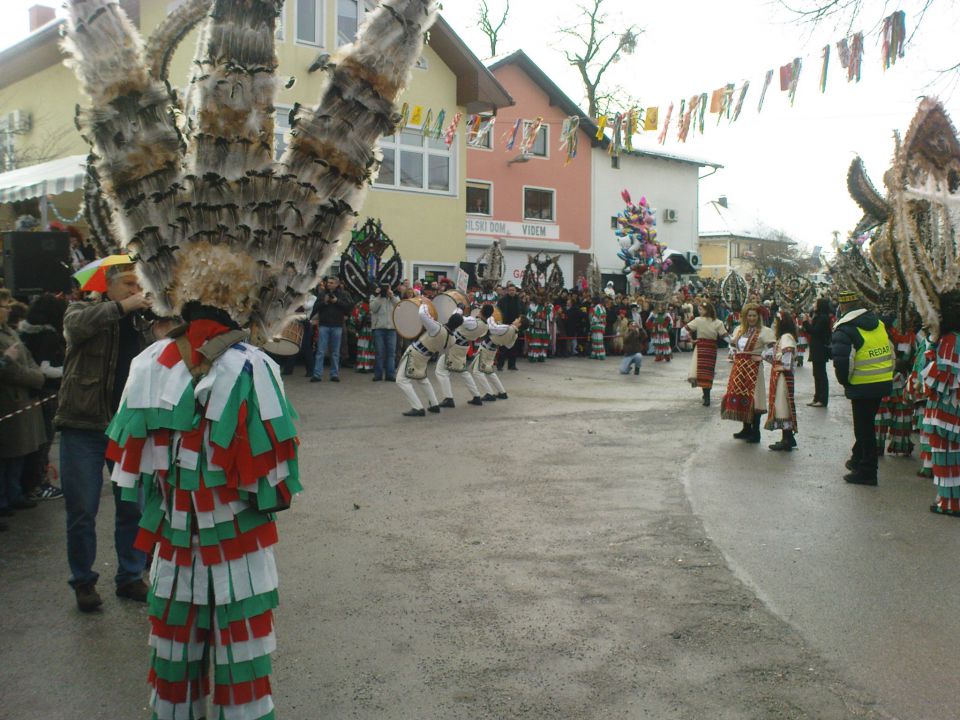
[2,231,73,295]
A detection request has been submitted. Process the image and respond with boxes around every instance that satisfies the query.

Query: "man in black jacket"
[831,291,895,486]
[496,283,522,370]
[803,298,834,407]
[310,277,353,382]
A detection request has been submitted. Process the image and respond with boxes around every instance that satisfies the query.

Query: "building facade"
[0,1,512,284]
[698,198,795,279]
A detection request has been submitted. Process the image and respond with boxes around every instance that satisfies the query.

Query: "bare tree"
[558,0,641,119]
[477,0,510,58]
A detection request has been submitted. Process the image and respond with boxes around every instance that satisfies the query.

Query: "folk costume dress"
[876,328,916,456]
[106,320,302,720]
[764,333,798,432]
[796,327,809,366]
[350,302,375,373]
[590,304,607,359]
[921,331,960,515]
[721,325,776,423]
[685,316,728,390]
[909,333,933,475]
[526,302,551,361]
[647,312,673,362]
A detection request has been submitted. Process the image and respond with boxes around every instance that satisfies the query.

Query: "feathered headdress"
[521,253,564,298]
[720,269,749,311]
[475,240,506,290]
[63,0,437,341]
[888,98,960,336]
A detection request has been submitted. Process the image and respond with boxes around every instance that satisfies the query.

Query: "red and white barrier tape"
[0,394,57,424]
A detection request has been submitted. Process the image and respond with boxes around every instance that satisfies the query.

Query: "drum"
[393,297,437,339]
[433,291,469,322]
[471,305,503,324]
[263,320,305,356]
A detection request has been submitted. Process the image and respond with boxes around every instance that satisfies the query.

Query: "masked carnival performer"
[721,303,776,443]
[590,297,607,360]
[684,301,729,406]
[765,312,799,451]
[876,322,916,456]
[471,305,521,401]
[62,0,438,717]
[525,293,552,362]
[436,309,486,408]
[396,303,455,417]
[646,304,673,362]
[909,330,933,477]
[350,300,375,373]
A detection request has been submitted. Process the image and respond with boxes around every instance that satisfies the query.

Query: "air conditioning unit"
[686,251,701,269]
[663,208,678,223]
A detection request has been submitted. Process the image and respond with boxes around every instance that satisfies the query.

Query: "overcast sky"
[2,0,959,251]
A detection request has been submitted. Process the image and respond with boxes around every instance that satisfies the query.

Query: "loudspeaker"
[2,232,73,295]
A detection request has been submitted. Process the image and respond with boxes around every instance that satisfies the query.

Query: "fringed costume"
[62,0,439,714]
[876,328,915,456]
[525,302,551,361]
[647,312,673,362]
[922,332,960,515]
[351,302,375,373]
[590,303,607,359]
[909,334,933,475]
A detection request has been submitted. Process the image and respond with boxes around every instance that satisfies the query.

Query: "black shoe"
[508,363,517,371]
[845,459,858,471]
[387,376,396,382]
[304,371,313,378]
[11,498,37,510]
[483,394,497,401]
[468,397,484,406]
[790,435,798,448]
[427,405,441,414]
[75,583,103,612]
[330,376,340,383]
[116,579,149,603]
[440,398,455,408]
[702,396,711,407]
[403,408,426,417]
[744,432,762,444]
[844,472,877,486]
[733,428,751,439]
[372,377,382,382]
[769,440,793,451]
[310,376,322,383]
[497,392,508,400]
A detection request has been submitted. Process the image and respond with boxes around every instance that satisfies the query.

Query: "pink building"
[465,50,597,286]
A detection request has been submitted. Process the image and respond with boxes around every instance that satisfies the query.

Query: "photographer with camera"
[309,276,353,383]
[370,282,400,382]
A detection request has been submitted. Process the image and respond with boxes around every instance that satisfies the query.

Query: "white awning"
[0,155,87,203]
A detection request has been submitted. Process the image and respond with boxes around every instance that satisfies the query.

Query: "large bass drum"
[262,319,305,356]
[393,297,438,339]
[433,290,468,323]
[471,305,503,324]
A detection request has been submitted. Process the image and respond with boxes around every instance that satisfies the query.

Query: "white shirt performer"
[396,303,457,417]
[435,310,486,408]
[471,306,521,400]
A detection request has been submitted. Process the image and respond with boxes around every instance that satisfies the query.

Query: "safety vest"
[849,324,894,385]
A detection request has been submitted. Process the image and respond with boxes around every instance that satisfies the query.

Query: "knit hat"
[838,290,859,304]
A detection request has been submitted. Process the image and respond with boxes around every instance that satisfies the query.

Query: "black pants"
[850,397,882,476]
[811,361,829,405]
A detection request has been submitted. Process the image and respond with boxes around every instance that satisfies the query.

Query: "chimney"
[29,5,55,32]
[717,195,728,208]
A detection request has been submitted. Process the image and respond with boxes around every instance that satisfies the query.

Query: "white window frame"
[522,185,556,222]
[466,179,493,217]
[523,120,549,159]
[276,4,286,41]
[295,0,325,48]
[336,0,376,47]
[373,126,458,197]
[274,104,294,160]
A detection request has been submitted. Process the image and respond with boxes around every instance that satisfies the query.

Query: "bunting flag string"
[697,93,707,135]
[676,98,689,143]
[410,105,424,126]
[520,116,544,154]
[609,112,623,156]
[443,112,462,146]
[420,108,433,137]
[467,114,496,147]
[820,45,830,93]
[559,116,580,165]
[882,11,906,70]
[657,102,673,145]
[732,81,749,122]
[431,109,446,140]
[758,69,774,112]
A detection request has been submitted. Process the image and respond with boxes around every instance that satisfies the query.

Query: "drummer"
[396,302,462,417]
[471,304,521,401]
[435,305,487,408]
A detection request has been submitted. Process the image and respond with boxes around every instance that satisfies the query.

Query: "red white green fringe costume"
[351,302,375,372]
[107,322,302,720]
[909,335,933,475]
[921,331,960,515]
[875,329,916,456]
[525,303,552,361]
[590,304,607,359]
[647,312,673,362]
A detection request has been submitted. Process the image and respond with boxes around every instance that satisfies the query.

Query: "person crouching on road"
[619,321,646,376]
[831,290,894,486]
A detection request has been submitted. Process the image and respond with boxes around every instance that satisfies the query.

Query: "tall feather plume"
[889,98,960,336]
[63,0,438,342]
[720,269,748,310]
[144,0,213,82]
[476,240,505,290]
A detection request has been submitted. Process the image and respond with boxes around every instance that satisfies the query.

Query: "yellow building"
[698,197,795,279]
[0,1,512,283]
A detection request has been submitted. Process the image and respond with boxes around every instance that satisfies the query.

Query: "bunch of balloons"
[614,189,670,288]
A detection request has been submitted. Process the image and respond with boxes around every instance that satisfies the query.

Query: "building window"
[731,242,739,259]
[467,182,492,215]
[523,187,554,221]
[469,114,493,150]
[611,155,620,169]
[336,0,375,46]
[296,0,324,46]
[524,121,548,157]
[275,105,293,159]
[375,128,455,195]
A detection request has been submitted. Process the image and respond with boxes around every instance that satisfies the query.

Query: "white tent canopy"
[0,155,87,204]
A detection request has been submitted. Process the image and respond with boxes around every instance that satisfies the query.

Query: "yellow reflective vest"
[849,324,894,385]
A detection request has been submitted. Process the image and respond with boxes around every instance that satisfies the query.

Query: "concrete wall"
[590,151,701,274]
